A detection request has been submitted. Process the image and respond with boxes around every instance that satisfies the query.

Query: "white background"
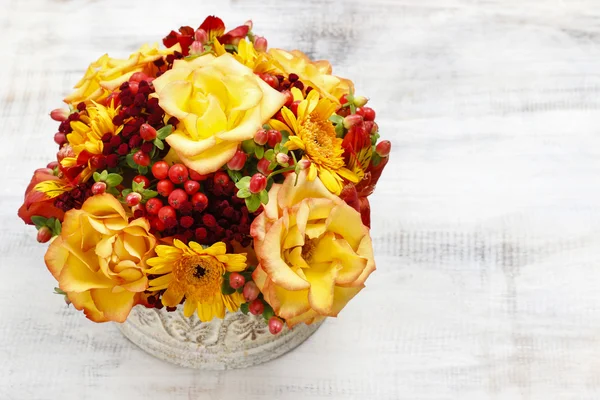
[2,0,600,399]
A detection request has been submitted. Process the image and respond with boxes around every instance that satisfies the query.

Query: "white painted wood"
[2,0,600,398]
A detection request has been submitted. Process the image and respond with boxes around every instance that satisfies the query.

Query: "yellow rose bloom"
[146,240,247,321]
[250,170,376,327]
[64,43,181,105]
[268,48,354,103]
[152,52,286,174]
[44,194,156,323]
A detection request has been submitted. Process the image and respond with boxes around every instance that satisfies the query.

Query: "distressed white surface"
[2,0,600,399]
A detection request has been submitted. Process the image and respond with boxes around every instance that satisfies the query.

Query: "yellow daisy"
[269,88,359,195]
[146,240,247,321]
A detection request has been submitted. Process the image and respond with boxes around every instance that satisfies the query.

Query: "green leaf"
[329,115,344,125]
[53,287,67,296]
[125,153,137,168]
[121,188,132,197]
[93,172,101,182]
[105,173,123,187]
[370,132,380,146]
[335,123,345,138]
[107,187,120,196]
[132,181,144,192]
[31,216,47,230]
[156,124,173,140]
[241,139,256,154]
[259,189,269,205]
[237,188,251,198]
[240,302,249,315]
[142,190,158,200]
[268,160,278,171]
[245,194,262,212]
[138,166,148,175]
[153,138,164,150]
[235,176,251,190]
[262,302,275,321]
[280,130,290,145]
[264,149,275,161]
[53,219,62,236]
[227,169,242,183]
[254,145,264,159]
[221,274,236,295]
[99,170,109,181]
[371,152,382,167]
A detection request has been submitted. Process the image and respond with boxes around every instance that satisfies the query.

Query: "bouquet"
[18,16,391,334]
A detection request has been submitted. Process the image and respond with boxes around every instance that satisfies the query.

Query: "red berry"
[268,317,284,335]
[152,161,169,180]
[189,169,208,181]
[364,121,374,134]
[375,140,391,157]
[54,132,67,146]
[202,214,217,228]
[133,150,151,167]
[257,159,273,175]
[128,81,139,95]
[168,163,188,184]
[343,114,364,129]
[281,90,293,107]
[89,155,107,170]
[157,179,175,197]
[105,92,121,107]
[290,101,301,116]
[139,123,157,141]
[243,281,260,302]
[50,108,69,122]
[249,299,265,315]
[130,72,149,82]
[254,36,268,52]
[36,226,52,243]
[267,130,282,148]
[254,129,268,145]
[168,189,188,209]
[261,74,279,89]
[213,171,230,186]
[249,174,267,194]
[133,175,150,188]
[158,205,176,222]
[126,192,142,206]
[91,182,107,195]
[361,107,376,121]
[340,94,350,105]
[195,227,208,241]
[229,272,245,289]
[226,150,247,171]
[183,180,200,195]
[145,198,163,215]
[180,216,194,229]
[191,192,208,212]
[151,217,166,232]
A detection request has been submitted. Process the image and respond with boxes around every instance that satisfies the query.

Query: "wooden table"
[3,0,600,398]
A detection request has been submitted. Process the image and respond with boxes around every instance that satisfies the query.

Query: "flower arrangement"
[18,16,390,335]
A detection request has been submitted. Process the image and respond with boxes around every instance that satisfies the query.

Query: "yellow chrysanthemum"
[64,43,181,105]
[269,88,358,195]
[60,101,121,182]
[213,38,274,73]
[147,240,247,321]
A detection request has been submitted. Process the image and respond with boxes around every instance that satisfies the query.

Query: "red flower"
[18,168,66,225]
[163,16,250,56]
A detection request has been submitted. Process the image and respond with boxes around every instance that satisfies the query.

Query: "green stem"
[267,165,296,180]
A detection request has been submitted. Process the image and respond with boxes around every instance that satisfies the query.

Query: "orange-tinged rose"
[250,170,376,327]
[268,48,354,103]
[152,52,286,174]
[44,194,156,322]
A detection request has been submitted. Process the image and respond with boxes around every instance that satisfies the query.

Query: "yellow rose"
[45,194,156,322]
[64,43,180,105]
[152,53,286,174]
[268,48,354,103]
[250,171,376,327]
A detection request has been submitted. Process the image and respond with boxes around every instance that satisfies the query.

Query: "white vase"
[117,305,323,369]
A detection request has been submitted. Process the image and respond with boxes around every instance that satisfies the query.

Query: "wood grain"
[2,0,600,399]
